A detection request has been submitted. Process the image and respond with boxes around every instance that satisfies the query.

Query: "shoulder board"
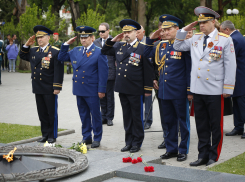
[160,40,168,43]
[94,46,101,49]
[195,32,203,35]
[121,40,126,43]
[218,32,229,38]
[31,46,39,49]
[76,46,82,48]
[51,46,60,50]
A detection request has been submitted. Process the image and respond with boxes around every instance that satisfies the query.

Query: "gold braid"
[155,42,166,75]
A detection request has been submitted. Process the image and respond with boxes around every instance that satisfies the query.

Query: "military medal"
[161,43,166,50]
[129,53,141,66]
[208,42,214,49]
[209,46,222,61]
[86,52,92,57]
[73,61,77,64]
[41,57,51,69]
[48,51,52,58]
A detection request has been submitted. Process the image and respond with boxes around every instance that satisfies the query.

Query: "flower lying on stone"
[132,159,138,164]
[69,142,88,154]
[44,141,55,147]
[143,161,154,172]
[122,153,134,163]
[137,154,143,162]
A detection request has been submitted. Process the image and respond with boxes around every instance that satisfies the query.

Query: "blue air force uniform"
[101,20,154,151]
[19,26,64,141]
[148,15,191,156]
[58,26,108,142]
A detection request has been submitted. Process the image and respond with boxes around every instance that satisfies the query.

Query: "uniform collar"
[230,30,236,36]
[128,38,137,47]
[206,28,217,38]
[84,42,93,51]
[40,43,49,51]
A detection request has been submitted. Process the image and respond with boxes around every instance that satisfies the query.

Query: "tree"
[68,0,81,31]
[138,0,146,28]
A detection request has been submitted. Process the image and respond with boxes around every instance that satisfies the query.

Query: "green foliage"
[2,17,18,37]
[76,5,105,30]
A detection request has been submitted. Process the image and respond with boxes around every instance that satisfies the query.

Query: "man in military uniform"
[173,7,236,166]
[53,32,62,49]
[220,21,245,138]
[148,15,192,161]
[102,19,154,153]
[58,26,108,148]
[20,25,64,143]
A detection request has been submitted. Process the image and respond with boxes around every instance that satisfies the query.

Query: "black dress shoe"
[107,120,113,126]
[91,141,100,148]
[144,124,151,130]
[158,141,166,149]
[130,146,140,153]
[47,138,56,143]
[241,133,245,139]
[206,159,216,166]
[160,152,178,159]
[189,158,209,166]
[177,154,187,161]
[80,139,92,145]
[37,137,48,143]
[225,129,243,136]
[102,119,107,124]
[121,145,131,152]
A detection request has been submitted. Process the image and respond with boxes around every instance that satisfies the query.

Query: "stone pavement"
[1,71,245,171]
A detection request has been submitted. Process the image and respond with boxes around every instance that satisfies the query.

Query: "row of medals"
[209,49,222,61]
[129,57,140,66]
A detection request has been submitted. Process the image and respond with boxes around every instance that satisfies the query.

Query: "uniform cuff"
[175,29,188,41]
[105,38,115,47]
[53,83,62,90]
[60,44,69,52]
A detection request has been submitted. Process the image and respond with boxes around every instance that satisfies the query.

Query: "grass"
[208,152,245,175]
[0,123,65,144]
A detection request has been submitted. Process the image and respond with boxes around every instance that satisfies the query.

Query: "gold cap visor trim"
[122,25,137,32]
[36,31,48,37]
[161,21,177,29]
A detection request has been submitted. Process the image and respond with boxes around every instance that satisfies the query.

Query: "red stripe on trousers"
[216,95,224,161]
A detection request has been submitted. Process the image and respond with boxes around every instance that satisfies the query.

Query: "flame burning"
[3,147,17,162]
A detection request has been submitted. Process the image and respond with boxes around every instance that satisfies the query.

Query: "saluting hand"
[183,21,198,31]
[98,92,105,99]
[150,28,162,39]
[25,35,36,46]
[111,33,124,42]
[66,36,77,45]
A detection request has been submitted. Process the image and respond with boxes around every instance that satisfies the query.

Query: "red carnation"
[144,166,149,172]
[122,158,128,163]
[148,166,155,172]
[132,159,138,164]
[137,157,142,162]
[127,157,132,162]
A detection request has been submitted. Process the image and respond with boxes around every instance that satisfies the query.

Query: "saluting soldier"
[148,15,192,161]
[58,26,108,148]
[101,19,154,153]
[173,7,236,166]
[20,25,64,143]
[53,33,62,49]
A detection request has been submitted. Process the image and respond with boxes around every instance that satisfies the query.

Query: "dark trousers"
[100,80,115,120]
[119,93,144,147]
[35,94,58,139]
[194,94,224,161]
[77,95,102,141]
[161,98,190,154]
[144,92,153,125]
[157,95,167,139]
[0,60,2,84]
[233,96,245,132]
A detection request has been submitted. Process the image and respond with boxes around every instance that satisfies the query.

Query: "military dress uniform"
[58,26,108,145]
[148,15,191,159]
[19,26,64,142]
[101,19,154,152]
[53,40,62,49]
[173,7,236,164]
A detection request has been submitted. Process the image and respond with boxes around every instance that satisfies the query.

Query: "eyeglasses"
[98,30,106,33]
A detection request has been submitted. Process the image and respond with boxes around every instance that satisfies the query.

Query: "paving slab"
[103,177,144,182]
[1,71,245,173]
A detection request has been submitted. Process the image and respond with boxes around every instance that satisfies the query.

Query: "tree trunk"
[138,0,146,28]
[217,0,232,19]
[15,0,31,70]
[200,0,205,6]
[52,0,66,26]
[68,0,80,31]
[131,0,137,21]
[206,0,212,8]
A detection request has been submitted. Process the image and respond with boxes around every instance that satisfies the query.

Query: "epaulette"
[218,32,229,38]
[139,42,154,46]
[195,32,203,35]
[160,40,169,43]
[31,46,39,49]
[95,46,101,49]
[51,46,60,50]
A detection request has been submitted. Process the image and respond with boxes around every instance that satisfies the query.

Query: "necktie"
[203,35,209,51]
[40,48,43,53]
[83,48,87,55]
[127,44,131,49]
[102,39,105,47]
